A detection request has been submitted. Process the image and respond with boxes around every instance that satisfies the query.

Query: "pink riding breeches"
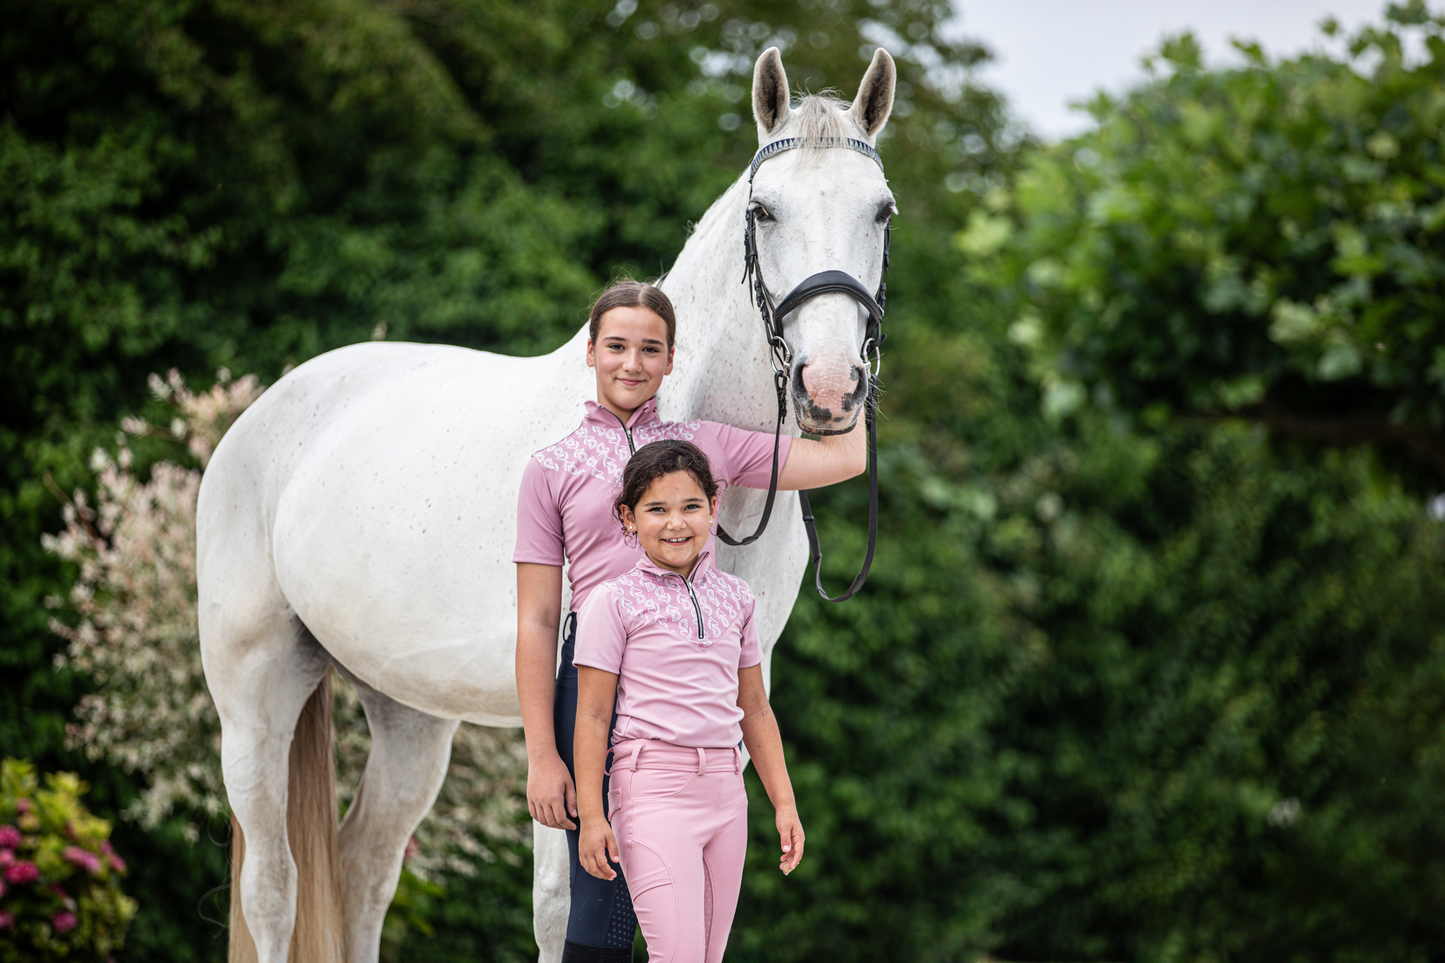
[608,739,749,963]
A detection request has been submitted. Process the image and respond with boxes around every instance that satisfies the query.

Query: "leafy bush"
[981,1,1445,487]
[0,758,137,962]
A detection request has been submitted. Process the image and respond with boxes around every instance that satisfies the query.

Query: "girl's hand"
[776,805,805,875]
[527,752,578,830]
[578,818,621,880]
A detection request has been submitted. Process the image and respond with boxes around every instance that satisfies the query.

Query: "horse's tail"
[230,672,346,963]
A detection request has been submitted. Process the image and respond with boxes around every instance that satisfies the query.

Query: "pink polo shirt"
[573,552,761,748]
[513,398,792,612]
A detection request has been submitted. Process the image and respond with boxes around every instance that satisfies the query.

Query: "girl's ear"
[709,495,719,521]
[586,340,596,368]
[620,505,637,531]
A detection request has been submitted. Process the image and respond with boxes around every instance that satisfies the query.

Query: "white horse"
[197,46,895,963]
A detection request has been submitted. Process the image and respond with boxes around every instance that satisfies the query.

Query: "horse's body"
[198,48,895,963]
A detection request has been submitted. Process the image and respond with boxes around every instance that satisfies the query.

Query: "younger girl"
[572,440,804,963]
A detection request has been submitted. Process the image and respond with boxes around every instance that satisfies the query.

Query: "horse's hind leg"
[203,609,336,963]
[335,669,459,963]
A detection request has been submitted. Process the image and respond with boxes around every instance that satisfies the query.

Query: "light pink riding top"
[573,551,762,748]
[513,398,792,612]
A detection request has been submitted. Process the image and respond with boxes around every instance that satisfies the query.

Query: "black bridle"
[714,136,890,603]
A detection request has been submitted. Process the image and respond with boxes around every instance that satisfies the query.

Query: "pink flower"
[0,825,20,848]
[0,850,13,868]
[0,910,13,929]
[15,799,29,814]
[63,846,103,875]
[52,911,78,933]
[403,836,420,863]
[107,852,126,874]
[4,861,39,884]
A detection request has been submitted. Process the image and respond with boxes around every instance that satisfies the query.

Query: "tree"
[978,1,1445,488]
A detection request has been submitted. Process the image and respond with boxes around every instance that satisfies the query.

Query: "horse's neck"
[660,176,782,432]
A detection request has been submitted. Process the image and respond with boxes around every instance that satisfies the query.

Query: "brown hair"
[613,440,719,533]
[588,280,677,347]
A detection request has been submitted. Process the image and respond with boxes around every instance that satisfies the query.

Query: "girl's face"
[587,306,674,420]
[621,470,717,578]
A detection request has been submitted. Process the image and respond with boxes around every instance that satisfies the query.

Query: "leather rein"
[714,135,889,603]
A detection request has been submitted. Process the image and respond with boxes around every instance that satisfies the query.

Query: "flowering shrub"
[0,759,137,962]
[45,370,528,877]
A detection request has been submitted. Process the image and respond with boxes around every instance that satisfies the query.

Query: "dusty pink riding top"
[513,398,791,612]
[573,551,761,748]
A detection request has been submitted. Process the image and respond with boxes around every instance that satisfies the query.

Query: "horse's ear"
[752,47,790,139]
[849,48,895,139]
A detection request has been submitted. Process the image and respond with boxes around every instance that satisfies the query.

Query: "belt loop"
[734,746,741,774]
[629,741,643,773]
[696,747,706,775]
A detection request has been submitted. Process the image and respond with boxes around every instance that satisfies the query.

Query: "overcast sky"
[955,0,1403,140]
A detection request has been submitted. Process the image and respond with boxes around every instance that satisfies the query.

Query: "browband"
[748,137,885,183]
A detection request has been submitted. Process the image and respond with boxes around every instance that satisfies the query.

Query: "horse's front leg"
[532,825,571,963]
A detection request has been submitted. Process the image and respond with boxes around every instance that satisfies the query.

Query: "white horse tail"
[229,671,345,963]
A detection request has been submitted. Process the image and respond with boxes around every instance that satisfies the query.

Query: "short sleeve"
[737,597,762,669]
[574,585,628,674]
[513,457,565,565]
[710,423,794,490]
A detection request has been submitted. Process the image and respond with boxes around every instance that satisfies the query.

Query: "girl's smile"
[622,470,717,578]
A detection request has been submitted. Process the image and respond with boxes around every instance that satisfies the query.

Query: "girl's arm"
[575,665,621,880]
[737,664,804,874]
[777,424,866,491]
[516,562,575,830]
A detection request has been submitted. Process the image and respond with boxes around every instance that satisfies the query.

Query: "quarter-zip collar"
[585,398,662,456]
[584,397,662,432]
[636,548,714,584]
[637,550,714,642]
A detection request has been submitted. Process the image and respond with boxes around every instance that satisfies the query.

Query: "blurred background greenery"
[3,0,1444,960]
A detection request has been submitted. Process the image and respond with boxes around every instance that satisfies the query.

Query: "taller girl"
[514,280,864,962]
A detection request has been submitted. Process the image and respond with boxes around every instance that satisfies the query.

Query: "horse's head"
[747,47,896,435]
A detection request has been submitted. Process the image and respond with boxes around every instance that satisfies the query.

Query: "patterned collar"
[636,550,715,584]
[582,397,661,431]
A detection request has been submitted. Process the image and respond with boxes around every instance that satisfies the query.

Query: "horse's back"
[199,338,590,724]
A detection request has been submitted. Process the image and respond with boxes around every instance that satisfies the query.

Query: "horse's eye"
[750,204,773,222]
[876,204,896,224]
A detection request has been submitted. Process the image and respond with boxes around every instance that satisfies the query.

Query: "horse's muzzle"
[793,359,868,433]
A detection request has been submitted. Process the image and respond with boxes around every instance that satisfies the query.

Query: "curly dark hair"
[588,279,677,347]
[613,440,719,534]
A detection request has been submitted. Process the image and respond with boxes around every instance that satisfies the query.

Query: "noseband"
[715,136,889,603]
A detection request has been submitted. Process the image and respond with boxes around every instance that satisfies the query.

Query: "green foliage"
[987,1,1445,487]
[0,759,138,962]
[389,833,536,963]
[745,327,1445,961]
